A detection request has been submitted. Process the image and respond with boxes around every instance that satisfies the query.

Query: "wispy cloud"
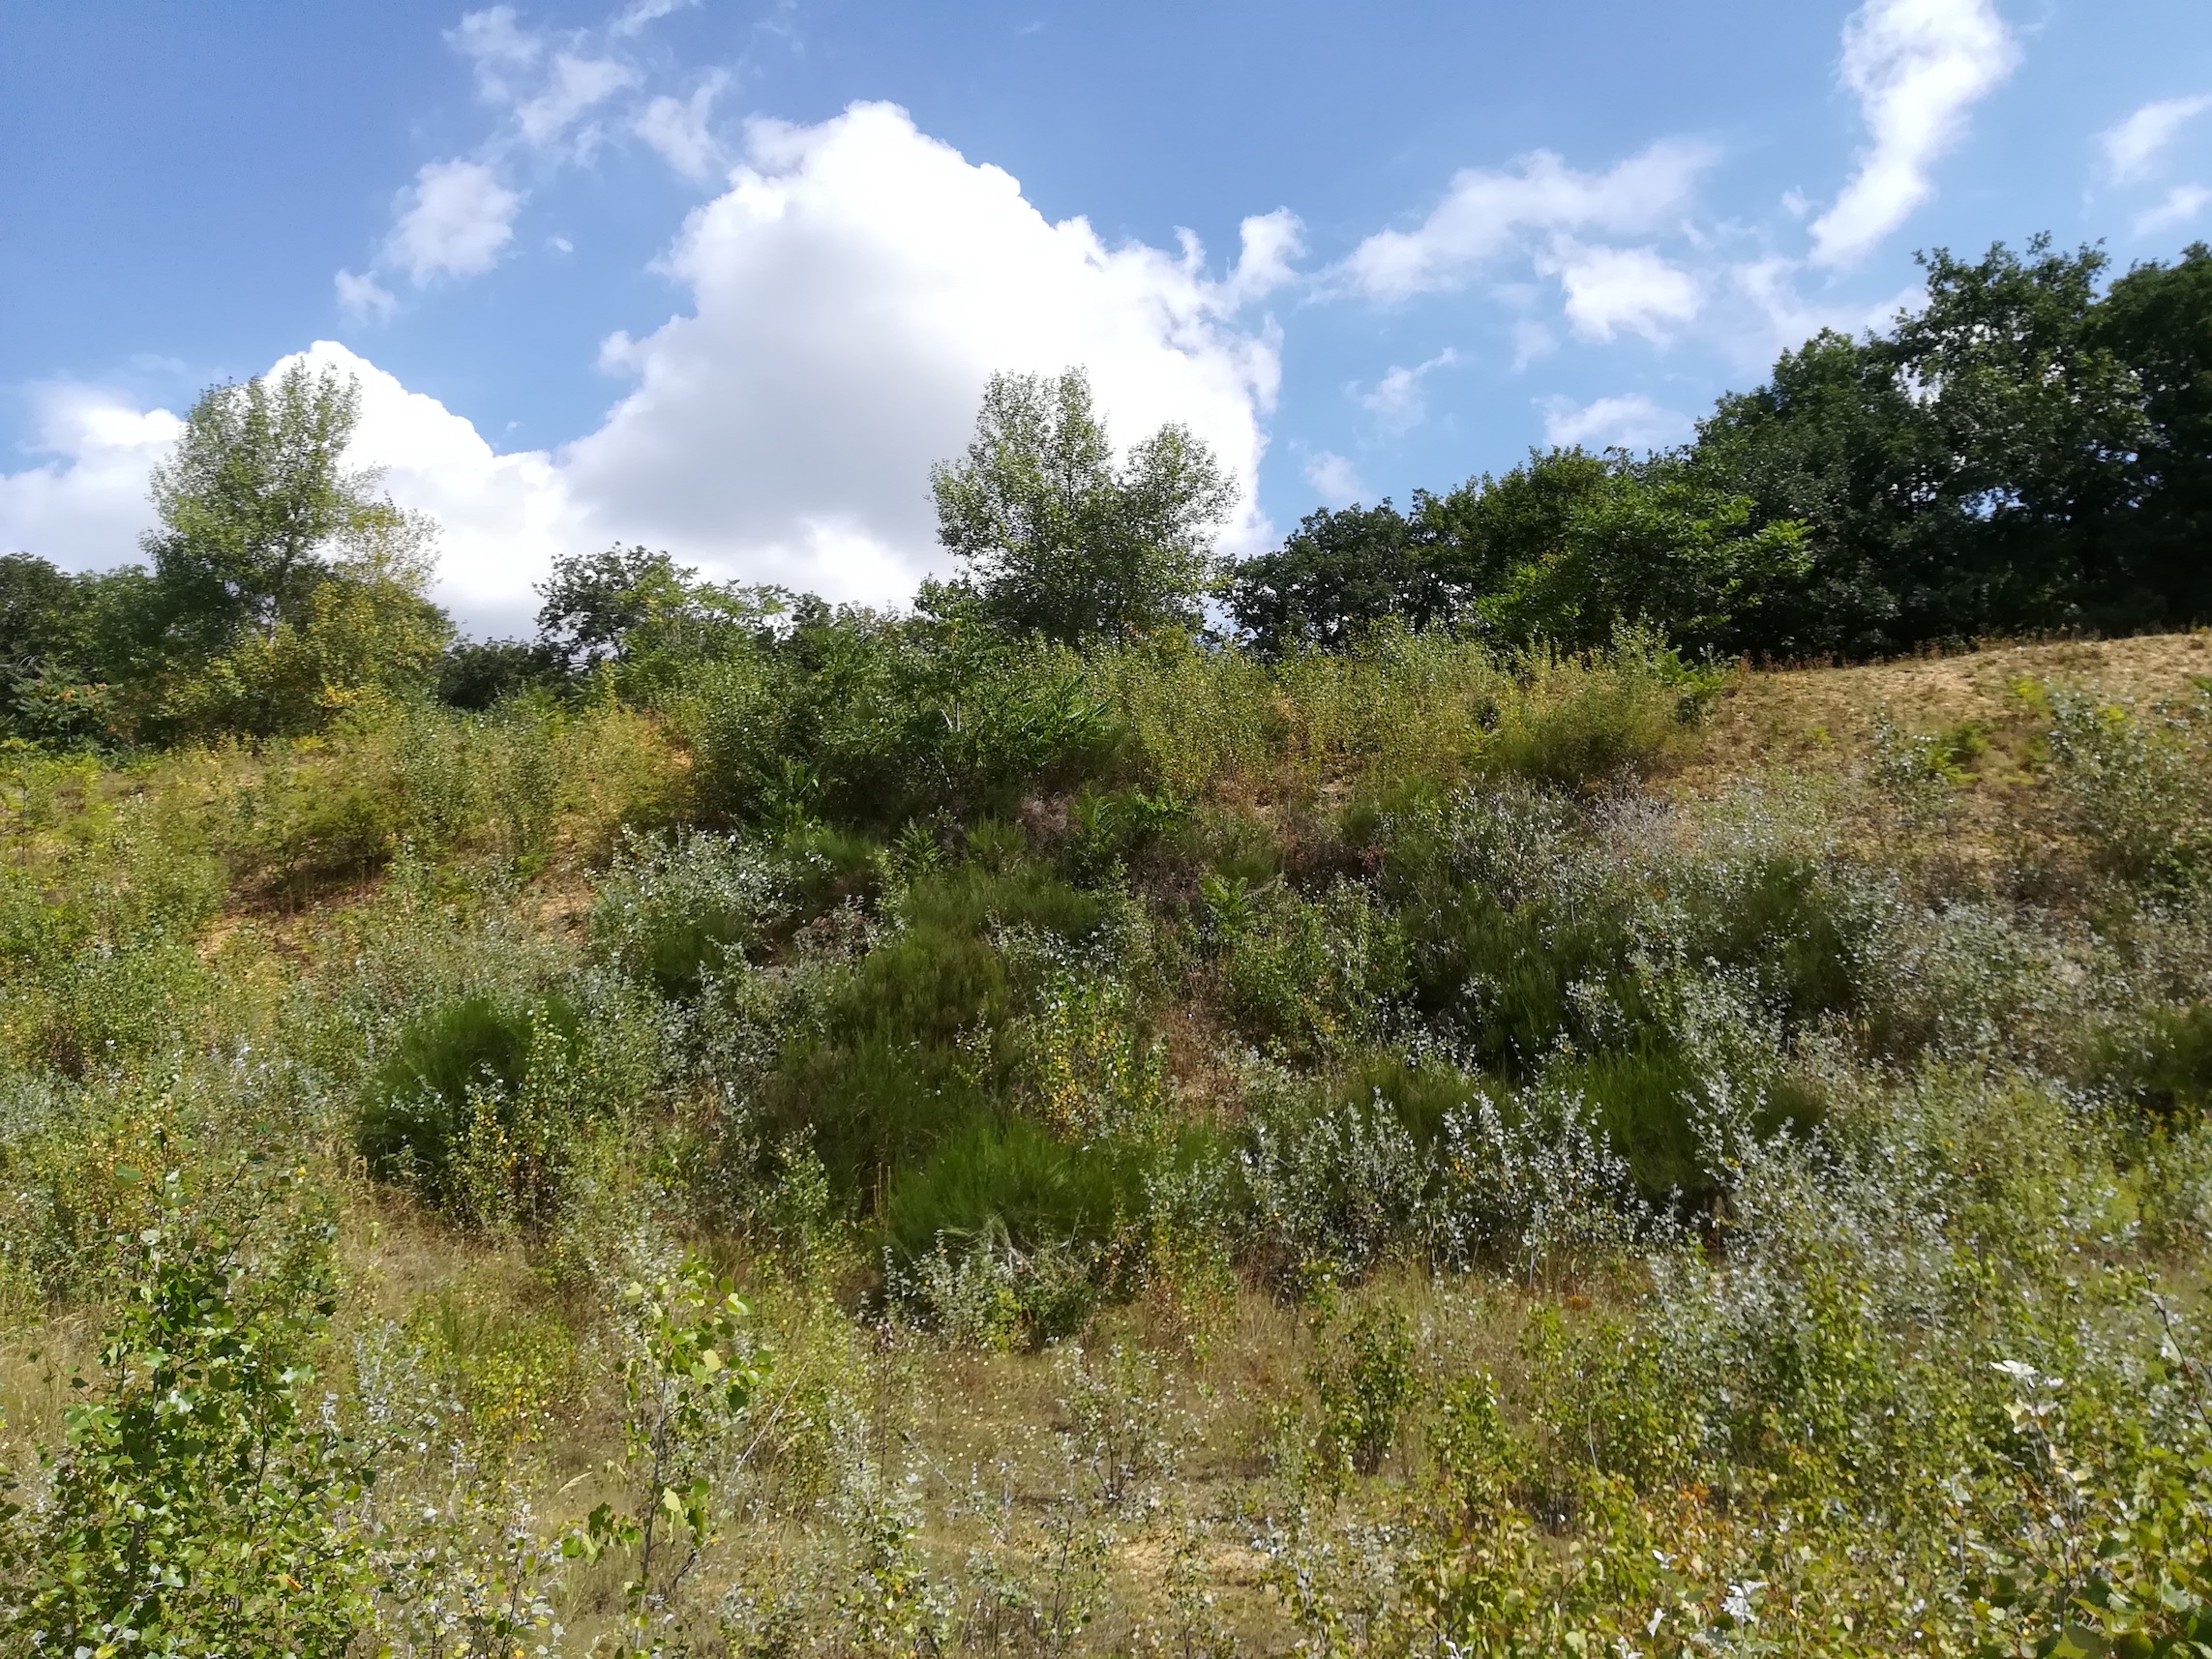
[334,269,399,323]
[611,0,697,38]
[1357,349,1457,431]
[636,71,731,180]
[1341,139,1717,302]
[2137,184,2212,236]
[2102,94,2212,183]
[1539,393,1690,452]
[1810,0,2019,267]
[336,0,736,321]
[1303,451,1367,507]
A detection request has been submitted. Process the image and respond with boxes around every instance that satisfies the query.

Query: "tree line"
[1230,238,2212,659]
[6,235,2210,750]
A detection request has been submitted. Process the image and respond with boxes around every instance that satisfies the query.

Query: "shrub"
[1010,958,1170,1143]
[763,860,1112,1189]
[678,620,1118,831]
[882,1113,1141,1263]
[568,1254,764,1645]
[357,986,655,1227]
[591,828,787,998]
[0,808,227,1076]
[1241,1093,1431,1282]
[1211,878,1409,1063]
[0,1161,371,1656]
[1313,1306,1417,1478]
[1478,627,1719,790]
[2044,684,2212,887]
[2090,1000,2212,1115]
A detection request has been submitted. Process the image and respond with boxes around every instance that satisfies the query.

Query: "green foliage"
[143,362,427,650]
[931,368,1235,643]
[1479,628,1720,789]
[0,554,149,747]
[2094,242,2212,625]
[0,1160,369,1657]
[357,983,654,1228]
[0,785,227,1077]
[2043,683,2212,886]
[13,329,2212,1656]
[1458,454,1809,655]
[1222,238,2212,664]
[680,610,1118,830]
[535,543,702,673]
[1223,451,1808,659]
[765,859,1110,1191]
[1209,877,1409,1063]
[567,1253,763,1650]
[433,634,566,710]
[882,1113,1140,1265]
[1313,1306,1417,1479]
[1223,499,1445,653]
[156,563,450,740]
[590,828,787,999]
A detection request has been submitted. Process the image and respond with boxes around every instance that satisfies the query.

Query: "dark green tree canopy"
[1692,236,2211,651]
[1225,236,2212,664]
[931,369,1236,643]
[535,545,702,671]
[1223,449,1807,658]
[2094,242,2212,624]
[1222,501,1428,654]
[0,552,85,676]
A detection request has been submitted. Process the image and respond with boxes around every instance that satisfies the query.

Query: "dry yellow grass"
[1679,629,2212,789]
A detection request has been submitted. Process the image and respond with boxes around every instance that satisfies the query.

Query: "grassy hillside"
[3,629,2210,1656]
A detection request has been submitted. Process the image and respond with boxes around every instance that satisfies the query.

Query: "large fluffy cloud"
[562,102,1293,597]
[0,387,182,573]
[2,104,1293,634]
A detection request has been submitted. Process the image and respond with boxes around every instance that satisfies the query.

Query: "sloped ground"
[1687,628,2212,783]
[4,632,2210,1656]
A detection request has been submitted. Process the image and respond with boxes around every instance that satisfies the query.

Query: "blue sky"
[4,0,2210,632]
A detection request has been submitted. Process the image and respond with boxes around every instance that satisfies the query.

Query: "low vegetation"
[2,240,2211,1656]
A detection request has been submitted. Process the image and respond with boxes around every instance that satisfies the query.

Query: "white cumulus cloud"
[0,386,183,570]
[385,160,523,284]
[5,104,1291,633]
[561,102,1289,598]
[2102,94,2212,184]
[1810,0,2019,268]
[1539,393,1690,452]
[448,5,540,85]
[1341,139,1717,302]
